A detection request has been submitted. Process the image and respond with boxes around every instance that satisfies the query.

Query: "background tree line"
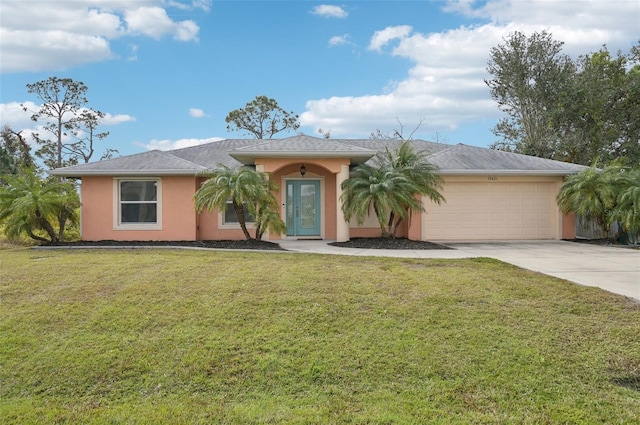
[486,30,640,166]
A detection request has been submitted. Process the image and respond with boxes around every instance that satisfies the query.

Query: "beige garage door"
[424,182,558,240]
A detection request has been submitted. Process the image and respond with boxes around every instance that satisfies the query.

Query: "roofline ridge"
[478,146,587,167]
[230,139,279,151]
[160,150,207,169]
[424,143,459,159]
[229,138,378,153]
[327,139,381,152]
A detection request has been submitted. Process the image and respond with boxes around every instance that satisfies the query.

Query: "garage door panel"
[424,182,558,240]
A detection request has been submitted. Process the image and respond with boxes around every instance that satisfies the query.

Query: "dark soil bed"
[44,238,637,251]
[43,240,286,251]
[330,237,453,250]
[42,238,454,251]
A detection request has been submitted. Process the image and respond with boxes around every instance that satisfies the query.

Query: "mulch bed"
[329,237,453,250]
[42,237,454,251]
[43,240,286,251]
[43,238,638,251]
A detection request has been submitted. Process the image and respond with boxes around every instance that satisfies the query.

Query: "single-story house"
[49,135,586,242]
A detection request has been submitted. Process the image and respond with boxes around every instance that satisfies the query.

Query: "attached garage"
[423,176,563,241]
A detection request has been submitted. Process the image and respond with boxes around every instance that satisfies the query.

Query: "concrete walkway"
[278,239,640,301]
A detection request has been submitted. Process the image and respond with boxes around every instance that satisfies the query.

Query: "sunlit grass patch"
[1,248,639,423]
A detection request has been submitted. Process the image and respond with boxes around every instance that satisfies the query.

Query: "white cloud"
[124,7,199,41]
[167,0,212,12]
[0,102,135,148]
[0,102,76,148]
[189,108,206,118]
[126,44,139,62]
[329,35,350,47]
[368,25,413,52]
[302,0,640,138]
[143,137,224,151]
[102,113,136,125]
[124,7,175,39]
[442,0,478,17]
[174,20,200,42]
[0,28,114,73]
[1,101,37,129]
[446,0,637,30]
[2,2,124,38]
[442,0,638,54]
[0,1,205,73]
[311,5,348,18]
[0,102,40,146]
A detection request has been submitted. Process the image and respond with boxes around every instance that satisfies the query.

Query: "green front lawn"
[1,249,639,424]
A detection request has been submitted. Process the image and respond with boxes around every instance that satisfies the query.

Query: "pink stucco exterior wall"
[78,166,577,242]
[194,176,239,240]
[195,162,341,241]
[562,212,576,239]
[80,176,198,241]
[349,218,410,241]
[197,209,252,240]
[259,159,342,240]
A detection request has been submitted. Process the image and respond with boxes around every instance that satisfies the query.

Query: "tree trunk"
[57,118,63,169]
[390,215,404,239]
[34,208,59,242]
[374,204,391,238]
[387,212,395,237]
[57,206,71,242]
[254,206,264,241]
[233,201,253,240]
[27,229,51,243]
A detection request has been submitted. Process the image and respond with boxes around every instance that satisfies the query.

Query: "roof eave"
[47,169,202,177]
[229,150,377,164]
[439,169,583,176]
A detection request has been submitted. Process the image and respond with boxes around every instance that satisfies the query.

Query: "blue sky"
[1,0,639,159]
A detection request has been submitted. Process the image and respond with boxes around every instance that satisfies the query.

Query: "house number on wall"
[488,176,498,181]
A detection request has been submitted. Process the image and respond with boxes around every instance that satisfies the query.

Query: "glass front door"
[286,180,321,237]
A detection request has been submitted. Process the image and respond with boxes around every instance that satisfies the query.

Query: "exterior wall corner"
[335,164,350,242]
[562,211,576,239]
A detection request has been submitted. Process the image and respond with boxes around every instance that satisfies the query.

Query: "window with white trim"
[114,179,162,230]
[222,200,255,225]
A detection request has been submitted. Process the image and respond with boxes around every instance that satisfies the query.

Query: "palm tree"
[0,171,79,243]
[556,163,628,238]
[341,141,444,238]
[341,164,409,237]
[194,165,285,240]
[377,141,445,235]
[611,168,640,243]
[253,199,287,241]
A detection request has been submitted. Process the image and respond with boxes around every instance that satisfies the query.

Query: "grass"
[1,248,639,424]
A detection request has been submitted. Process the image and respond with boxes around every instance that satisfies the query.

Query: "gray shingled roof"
[342,138,450,156]
[48,135,586,177]
[49,150,207,176]
[427,144,586,175]
[170,139,258,169]
[228,134,377,164]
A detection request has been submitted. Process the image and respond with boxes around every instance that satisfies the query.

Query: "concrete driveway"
[446,241,640,301]
[279,239,639,301]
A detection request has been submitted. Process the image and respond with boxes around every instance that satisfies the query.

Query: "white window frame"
[218,199,256,229]
[113,178,162,230]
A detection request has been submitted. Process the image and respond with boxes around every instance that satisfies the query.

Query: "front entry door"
[286,180,321,237]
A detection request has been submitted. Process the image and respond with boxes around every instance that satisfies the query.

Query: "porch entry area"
[286,180,321,237]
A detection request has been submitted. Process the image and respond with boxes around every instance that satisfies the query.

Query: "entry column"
[335,164,350,242]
